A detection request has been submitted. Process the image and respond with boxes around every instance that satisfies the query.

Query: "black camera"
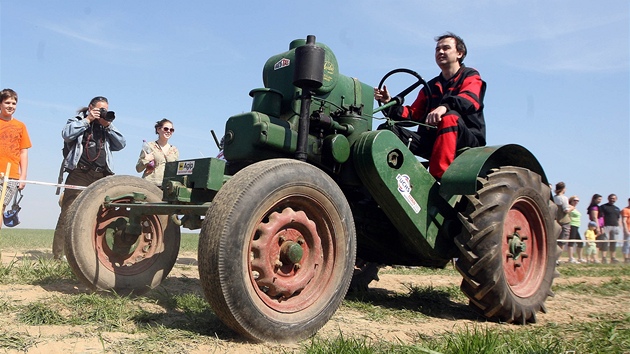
[98,107,116,122]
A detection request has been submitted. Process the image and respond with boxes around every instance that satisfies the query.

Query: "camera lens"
[105,111,116,122]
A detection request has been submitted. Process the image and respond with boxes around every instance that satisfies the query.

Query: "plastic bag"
[3,190,22,227]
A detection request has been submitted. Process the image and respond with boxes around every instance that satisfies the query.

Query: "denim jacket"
[62,115,126,172]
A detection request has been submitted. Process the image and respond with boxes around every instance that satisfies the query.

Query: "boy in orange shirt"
[0,89,32,219]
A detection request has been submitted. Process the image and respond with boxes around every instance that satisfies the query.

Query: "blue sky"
[1,1,628,231]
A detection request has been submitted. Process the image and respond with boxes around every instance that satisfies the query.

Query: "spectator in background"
[621,197,630,264]
[599,194,621,264]
[587,194,606,262]
[136,119,179,187]
[0,89,31,218]
[52,96,126,261]
[553,182,573,262]
[568,195,585,263]
[584,221,599,264]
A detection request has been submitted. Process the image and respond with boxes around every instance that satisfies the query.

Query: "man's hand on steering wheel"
[374,68,430,117]
[374,85,391,103]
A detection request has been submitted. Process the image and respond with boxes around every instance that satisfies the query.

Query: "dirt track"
[0,250,628,353]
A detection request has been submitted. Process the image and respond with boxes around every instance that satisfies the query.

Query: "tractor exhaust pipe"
[293,35,324,161]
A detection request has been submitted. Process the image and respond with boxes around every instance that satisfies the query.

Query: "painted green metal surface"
[224,112,297,161]
[322,134,350,164]
[224,37,375,180]
[353,129,453,260]
[162,157,226,203]
[440,144,548,199]
[263,39,340,111]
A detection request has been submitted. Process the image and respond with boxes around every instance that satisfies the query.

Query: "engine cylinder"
[293,35,325,90]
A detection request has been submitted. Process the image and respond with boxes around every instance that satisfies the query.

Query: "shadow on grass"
[4,254,481,343]
[134,274,482,343]
[133,275,252,343]
[3,249,54,262]
[346,283,481,322]
[175,257,198,266]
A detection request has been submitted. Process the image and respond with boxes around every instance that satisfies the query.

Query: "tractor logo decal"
[323,60,335,83]
[396,174,421,214]
[274,58,291,70]
[177,161,195,175]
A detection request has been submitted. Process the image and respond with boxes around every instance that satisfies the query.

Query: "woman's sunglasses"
[161,127,175,133]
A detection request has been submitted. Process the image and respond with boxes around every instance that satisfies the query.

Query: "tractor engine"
[222,35,374,184]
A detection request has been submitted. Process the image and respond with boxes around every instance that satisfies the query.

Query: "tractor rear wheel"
[455,167,560,324]
[198,159,356,342]
[64,175,181,295]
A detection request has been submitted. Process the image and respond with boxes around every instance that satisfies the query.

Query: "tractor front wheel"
[198,159,356,342]
[64,175,181,295]
[455,167,560,324]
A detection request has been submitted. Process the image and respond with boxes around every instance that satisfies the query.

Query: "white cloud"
[36,20,151,52]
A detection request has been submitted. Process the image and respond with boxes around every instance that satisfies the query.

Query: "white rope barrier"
[11,179,87,190]
[558,239,628,243]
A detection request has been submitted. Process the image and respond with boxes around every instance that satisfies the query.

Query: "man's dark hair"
[435,32,467,64]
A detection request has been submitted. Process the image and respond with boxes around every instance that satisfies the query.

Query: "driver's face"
[435,37,462,68]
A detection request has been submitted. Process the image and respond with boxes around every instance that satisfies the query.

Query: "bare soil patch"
[1,250,628,353]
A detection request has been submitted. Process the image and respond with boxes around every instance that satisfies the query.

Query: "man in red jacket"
[374,32,486,179]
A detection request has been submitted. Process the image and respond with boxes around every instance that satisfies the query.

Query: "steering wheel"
[377,68,430,117]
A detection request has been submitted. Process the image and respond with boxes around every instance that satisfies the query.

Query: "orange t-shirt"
[622,207,630,232]
[0,118,32,179]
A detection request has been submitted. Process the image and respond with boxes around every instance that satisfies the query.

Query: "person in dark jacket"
[374,32,486,179]
[52,96,126,260]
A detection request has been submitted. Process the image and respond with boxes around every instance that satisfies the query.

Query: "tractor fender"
[439,144,549,198]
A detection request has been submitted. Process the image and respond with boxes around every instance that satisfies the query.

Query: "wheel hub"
[503,198,546,298]
[250,207,322,305]
[280,240,304,265]
[507,226,528,265]
[95,201,160,272]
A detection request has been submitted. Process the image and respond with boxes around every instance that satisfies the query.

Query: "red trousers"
[378,112,483,179]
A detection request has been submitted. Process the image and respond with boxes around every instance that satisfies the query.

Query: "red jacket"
[391,66,486,145]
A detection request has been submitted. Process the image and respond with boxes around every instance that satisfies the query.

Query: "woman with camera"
[136,118,179,187]
[52,96,126,261]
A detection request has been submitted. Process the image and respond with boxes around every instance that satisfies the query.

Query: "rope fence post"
[0,163,11,217]
[0,163,11,262]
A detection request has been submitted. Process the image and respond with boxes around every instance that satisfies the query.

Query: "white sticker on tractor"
[274,58,290,70]
[396,174,421,214]
[177,161,195,175]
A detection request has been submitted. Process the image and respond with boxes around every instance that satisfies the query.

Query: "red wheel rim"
[248,197,334,313]
[502,197,547,298]
[93,198,163,275]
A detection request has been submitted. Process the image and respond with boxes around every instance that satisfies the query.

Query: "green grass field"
[0,228,199,254]
[0,228,628,353]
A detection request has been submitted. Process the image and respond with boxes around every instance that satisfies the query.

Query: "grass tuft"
[0,332,38,352]
[18,302,65,325]
[0,257,75,285]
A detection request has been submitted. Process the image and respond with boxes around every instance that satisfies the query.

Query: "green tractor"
[62,35,560,342]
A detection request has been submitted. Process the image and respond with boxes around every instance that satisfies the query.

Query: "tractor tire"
[64,175,181,295]
[198,159,356,343]
[455,166,560,324]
